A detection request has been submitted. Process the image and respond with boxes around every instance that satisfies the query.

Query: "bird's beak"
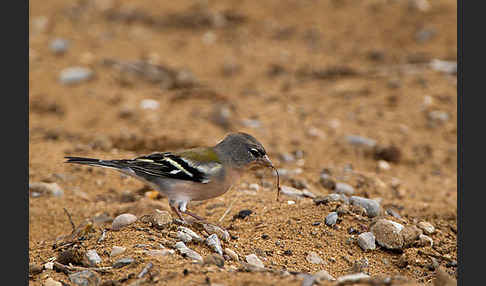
[259,155,274,168]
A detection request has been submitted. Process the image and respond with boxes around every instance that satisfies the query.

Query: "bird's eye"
[249,148,262,157]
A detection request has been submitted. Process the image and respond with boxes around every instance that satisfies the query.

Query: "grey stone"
[29,182,64,197]
[349,196,381,217]
[206,234,223,256]
[334,182,354,195]
[245,254,264,269]
[430,59,457,74]
[150,210,172,229]
[49,38,70,54]
[306,252,323,264]
[145,249,174,257]
[417,221,436,234]
[370,219,404,250]
[346,135,376,148]
[85,250,101,266]
[224,248,239,262]
[59,67,93,85]
[69,270,100,286]
[177,226,203,242]
[203,223,230,242]
[176,231,193,243]
[110,246,126,257]
[113,257,134,268]
[325,212,338,226]
[175,241,203,263]
[314,269,335,282]
[314,193,349,205]
[336,272,370,283]
[112,213,137,230]
[357,232,376,251]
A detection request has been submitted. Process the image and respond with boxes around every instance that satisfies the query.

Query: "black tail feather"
[64,156,103,165]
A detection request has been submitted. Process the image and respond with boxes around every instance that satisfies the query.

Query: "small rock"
[224,248,239,262]
[325,212,338,226]
[416,234,434,247]
[357,232,376,251]
[110,246,126,257]
[430,59,457,74]
[241,119,262,128]
[49,38,69,54]
[417,221,436,234]
[177,231,193,243]
[29,263,43,275]
[140,99,159,110]
[43,262,54,270]
[233,209,253,220]
[314,269,335,282]
[306,252,323,264]
[113,257,134,268]
[401,226,423,247]
[59,67,93,85]
[395,254,409,268]
[336,273,370,283]
[203,223,230,242]
[334,182,354,195]
[29,182,64,197]
[370,219,404,250]
[178,226,203,242]
[57,248,85,265]
[433,267,457,286]
[85,249,102,266]
[206,234,223,256]
[44,278,62,286]
[145,249,174,257]
[314,193,349,205]
[346,135,376,148]
[175,241,203,263]
[245,254,264,269]
[349,196,381,217]
[69,270,100,286]
[352,258,369,273]
[149,209,172,229]
[112,213,137,230]
[378,160,391,171]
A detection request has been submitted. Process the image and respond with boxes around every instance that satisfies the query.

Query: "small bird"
[65,132,276,223]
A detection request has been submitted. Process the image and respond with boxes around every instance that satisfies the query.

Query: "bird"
[65,132,276,224]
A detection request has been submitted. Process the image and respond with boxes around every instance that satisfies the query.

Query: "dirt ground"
[29,0,457,285]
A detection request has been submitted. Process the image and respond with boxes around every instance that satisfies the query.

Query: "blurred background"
[29,0,457,284]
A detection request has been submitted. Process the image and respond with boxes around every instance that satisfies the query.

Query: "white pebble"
[110,246,126,257]
[140,99,159,110]
[246,254,264,269]
[112,214,137,230]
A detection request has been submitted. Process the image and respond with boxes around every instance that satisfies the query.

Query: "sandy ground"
[29,0,457,285]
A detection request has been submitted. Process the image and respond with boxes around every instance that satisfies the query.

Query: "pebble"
[203,223,230,242]
[110,246,126,257]
[178,226,203,242]
[175,241,203,263]
[430,59,457,74]
[336,273,370,283]
[145,249,174,257]
[206,234,223,256]
[428,110,449,123]
[378,160,391,171]
[69,270,100,286]
[85,249,102,266]
[233,209,253,220]
[177,231,193,243]
[334,182,355,195]
[140,99,160,110]
[325,212,338,226]
[44,278,62,286]
[314,270,335,282]
[44,262,54,270]
[49,38,69,54]
[203,254,225,267]
[29,263,43,275]
[224,248,239,262]
[245,254,264,269]
[357,232,376,251]
[59,67,94,85]
[417,221,436,234]
[280,185,315,199]
[314,193,349,205]
[306,252,324,264]
[417,234,434,247]
[401,226,423,247]
[241,119,262,128]
[349,196,381,217]
[112,213,137,230]
[345,135,376,148]
[29,182,64,197]
[370,219,404,250]
[113,257,134,268]
[150,209,172,229]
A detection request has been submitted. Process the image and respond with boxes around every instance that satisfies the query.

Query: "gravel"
[206,234,223,256]
[349,196,381,217]
[85,249,102,266]
[113,257,134,268]
[59,67,93,85]
[245,254,265,269]
[175,241,203,263]
[325,212,338,226]
[69,270,100,286]
[334,182,355,195]
[357,232,376,251]
[370,219,404,250]
[112,213,137,230]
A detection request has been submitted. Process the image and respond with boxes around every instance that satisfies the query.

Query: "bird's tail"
[64,156,125,169]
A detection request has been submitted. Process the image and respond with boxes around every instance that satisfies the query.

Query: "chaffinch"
[65,132,276,223]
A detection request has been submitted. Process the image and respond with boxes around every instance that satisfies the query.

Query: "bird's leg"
[181,209,208,223]
[170,205,187,224]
